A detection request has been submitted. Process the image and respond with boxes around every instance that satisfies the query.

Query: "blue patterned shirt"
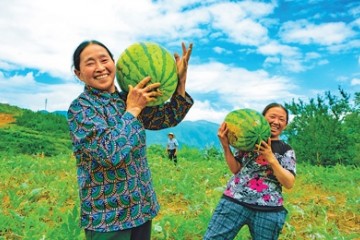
[67,86,193,232]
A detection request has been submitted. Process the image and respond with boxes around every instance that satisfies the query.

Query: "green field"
[0,146,359,240]
[0,101,359,239]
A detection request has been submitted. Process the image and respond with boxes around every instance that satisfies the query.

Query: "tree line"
[284,88,359,166]
[0,88,358,166]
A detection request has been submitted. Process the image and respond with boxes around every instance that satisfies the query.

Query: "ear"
[74,69,81,80]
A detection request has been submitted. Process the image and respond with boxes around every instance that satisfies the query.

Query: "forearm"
[269,156,295,189]
[223,145,241,174]
[140,92,193,129]
[176,81,185,98]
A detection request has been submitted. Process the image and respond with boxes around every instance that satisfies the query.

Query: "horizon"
[0,0,359,124]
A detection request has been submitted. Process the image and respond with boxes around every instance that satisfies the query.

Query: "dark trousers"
[85,220,152,240]
[167,149,177,165]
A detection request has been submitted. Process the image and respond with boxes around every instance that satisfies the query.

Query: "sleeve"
[139,92,194,130]
[234,150,244,163]
[282,149,297,176]
[67,99,142,168]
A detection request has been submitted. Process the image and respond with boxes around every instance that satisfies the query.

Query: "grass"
[0,148,359,240]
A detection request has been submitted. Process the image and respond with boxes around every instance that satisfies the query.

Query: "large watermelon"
[116,42,178,106]
[224,109,271,151]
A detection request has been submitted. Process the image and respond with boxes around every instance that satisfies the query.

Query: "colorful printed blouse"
[67,86,193,232]
[223,140,296,209]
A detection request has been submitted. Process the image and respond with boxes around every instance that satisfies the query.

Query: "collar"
[84,85,121,105]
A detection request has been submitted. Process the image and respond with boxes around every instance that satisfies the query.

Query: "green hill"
[0,104,220,157]
[0,103,71,156]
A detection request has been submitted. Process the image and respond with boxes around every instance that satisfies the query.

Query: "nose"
[95,61,105,71]
[272,118,280,125]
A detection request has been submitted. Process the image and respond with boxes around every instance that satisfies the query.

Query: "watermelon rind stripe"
[141,43,158,82]
[125,45,148,80]
[116,42,178,106]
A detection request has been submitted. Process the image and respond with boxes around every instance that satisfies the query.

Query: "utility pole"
[45,98,48,111]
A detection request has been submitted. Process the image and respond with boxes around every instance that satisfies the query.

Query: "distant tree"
[284,88,359,166]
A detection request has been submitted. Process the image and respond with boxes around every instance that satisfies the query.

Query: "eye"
[85,61,95,66]
[101,57,109,63]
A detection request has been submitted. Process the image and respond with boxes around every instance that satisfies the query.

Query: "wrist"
[126,107,142,117]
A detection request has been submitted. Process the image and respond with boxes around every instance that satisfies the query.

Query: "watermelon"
[116,42,178,106]
[224,109,271,151]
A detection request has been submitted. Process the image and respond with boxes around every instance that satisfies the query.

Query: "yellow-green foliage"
[0,147,359,239]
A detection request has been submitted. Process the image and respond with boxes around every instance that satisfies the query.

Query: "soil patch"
[0,113,15,127]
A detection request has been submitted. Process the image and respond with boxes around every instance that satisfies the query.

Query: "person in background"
[67,40,193,240]
[166,132,179,165]
[203,103,296,240]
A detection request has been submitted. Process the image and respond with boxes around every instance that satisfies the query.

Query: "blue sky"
[0,0,359,123]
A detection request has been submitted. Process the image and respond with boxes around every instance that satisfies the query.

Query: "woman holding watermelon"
[204,103,296,240]
[67,40,193,240]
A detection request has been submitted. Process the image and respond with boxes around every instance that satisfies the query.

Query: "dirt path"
[0,113,15,127]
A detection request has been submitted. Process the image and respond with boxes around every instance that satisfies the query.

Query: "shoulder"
[271,140,292,155]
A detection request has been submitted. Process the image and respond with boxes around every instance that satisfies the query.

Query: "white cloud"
[187,61,300,109]
[184,100,228,123]
[258,41,299,57]
[351,78,360,86]
[280,20,355,45]
[213,47,232,54]
[264,56,280,65]
[0,70,83,111]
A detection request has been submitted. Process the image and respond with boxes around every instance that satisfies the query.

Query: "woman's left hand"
[255,138,296,189]
[174,42,193,97]
[255,138,277,165]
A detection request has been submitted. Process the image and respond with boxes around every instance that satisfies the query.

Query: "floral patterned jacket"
[67,86,193,232]
[223,140,296,208]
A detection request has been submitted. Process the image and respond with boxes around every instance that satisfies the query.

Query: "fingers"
[174,52,180,62]
[136,76,152,89]
[184,43,193,61]
[145,82,161,92]
[175,42,193,63]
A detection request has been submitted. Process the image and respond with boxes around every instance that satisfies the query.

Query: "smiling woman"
[72,40,116,93]
[67,40,194,240]
[204,102,296,240]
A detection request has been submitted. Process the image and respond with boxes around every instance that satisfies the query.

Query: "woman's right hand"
[126,76,162,117]
[218,122,230,147]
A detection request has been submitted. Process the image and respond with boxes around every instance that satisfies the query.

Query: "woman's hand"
[255,138,277,165]
[255,138,295,189]
[174,42,193,97]
[218,122,230,148]
[126,76,162,117]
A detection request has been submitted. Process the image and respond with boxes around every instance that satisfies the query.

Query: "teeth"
[95,74,108,80]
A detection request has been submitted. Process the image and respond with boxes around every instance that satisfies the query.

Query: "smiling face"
[263,106,288,140]
[74,43,116,93]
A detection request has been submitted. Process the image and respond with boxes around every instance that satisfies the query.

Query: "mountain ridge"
[53,110,221,149]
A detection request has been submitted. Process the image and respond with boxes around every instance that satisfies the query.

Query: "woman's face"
[264,107,288,139]
[75,44,116,93]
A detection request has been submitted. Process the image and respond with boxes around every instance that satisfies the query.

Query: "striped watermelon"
[224,109,271,151]
[116,42,178,106]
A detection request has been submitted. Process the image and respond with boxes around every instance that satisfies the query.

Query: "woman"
[204,103,296,240]
[67,40,193,240]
